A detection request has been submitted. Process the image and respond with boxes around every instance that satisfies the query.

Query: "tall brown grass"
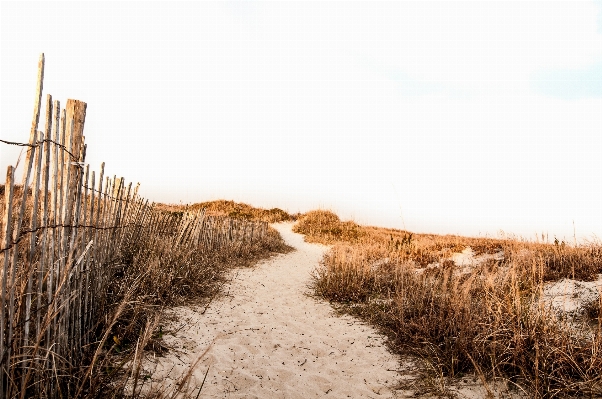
[89,214,291,398]
[299,210,602,398]
[1,187,291,398]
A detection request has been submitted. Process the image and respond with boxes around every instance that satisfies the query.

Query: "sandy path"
[145,222,404,398]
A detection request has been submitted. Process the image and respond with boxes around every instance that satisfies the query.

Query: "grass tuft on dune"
[155,199,295,223]
[301,209,602,398]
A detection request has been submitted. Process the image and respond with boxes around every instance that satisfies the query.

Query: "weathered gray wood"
[132,182,140,201]
[127,198,149,251]
[50,100,60,226]
[7,121,38,376]
[54,108,67,356]
[107,177,123,258]
[116,182,132,248]
[57,108,66,234]
[98,176,111,269]
[99,176,115,266]
[83,170,95,343]
[21,54,44,186]
[1,166,15,394]
[57,116,76,357]
[60,117,75,263]
[23,131,44,365]
[108,177,123,258]
[0,166,14,252]
[93,163,105,266]
[47,102,60,360]
[67,151,87,357]
[64,100,86,228]
[37,95,53,357]
[66,136,87,352]
[70,144,87,246]
[21,132,46,394]
[74,163,90,355]
[193,209,207,247]
[91,169,107,319]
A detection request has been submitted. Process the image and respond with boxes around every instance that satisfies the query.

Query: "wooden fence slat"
[37,95,53,362]
[93,163,105,267]
[1,166,15,395]
[74,164,90,355]
[21,54,44,187]
[98,176,112,280]
[92,170,107,314]
[23,131,45,373]
[50,100,60,226]
[102,176,117,265]
[57,117,76,356]
[83,170,95,343]
[54,109,67,352]
[116,182,132,249]
[47,101,61,366]
[6,123,39,383]
[56,108,66,236]
[64,99,86,208]
[108,178,123,259]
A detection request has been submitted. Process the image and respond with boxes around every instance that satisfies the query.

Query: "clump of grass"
[509,240,602,282]
[155,200,294,223]
[293,210,366,244]
[307,211,602,398]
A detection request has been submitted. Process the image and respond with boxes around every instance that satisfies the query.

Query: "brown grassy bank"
[297,210,602,398]
[98,210,292,398]
[1,187,291,398]
[155,199,296,223]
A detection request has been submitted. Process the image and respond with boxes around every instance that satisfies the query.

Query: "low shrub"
[307,211,602,398]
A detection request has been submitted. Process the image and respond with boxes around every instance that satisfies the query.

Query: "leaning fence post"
[21,54,44,186]
[1,166,15,395]
[22,131,45,382]
[7,121,38,384]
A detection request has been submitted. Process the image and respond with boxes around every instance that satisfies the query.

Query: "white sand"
[543,275,602,318]
[142,222,406,398]
[415,246,504,276]
[449,247,504,268]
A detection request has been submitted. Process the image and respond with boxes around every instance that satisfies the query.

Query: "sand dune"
[142,222,407,398]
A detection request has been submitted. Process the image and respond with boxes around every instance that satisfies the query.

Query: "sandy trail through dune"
[145,222,404,398]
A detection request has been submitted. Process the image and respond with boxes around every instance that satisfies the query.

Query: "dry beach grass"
[154,200,295,224]
[138,222,405,399]
[1,189,291,398]
[113,208,602,398]
[4,182,601,398]
[296,210,602,398]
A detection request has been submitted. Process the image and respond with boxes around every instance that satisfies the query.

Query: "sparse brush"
[293,210,366,244]
[1,182,291,398]
[155,200,294,223]
[307,211,602,398]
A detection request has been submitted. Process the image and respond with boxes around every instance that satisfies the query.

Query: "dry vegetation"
[155,200,295,223]
[1,187,292,398]
[96,210,292,398]
[296,210,602,398]
[2,55,299,397]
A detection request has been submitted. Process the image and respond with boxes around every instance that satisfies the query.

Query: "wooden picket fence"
[0,54,268,397]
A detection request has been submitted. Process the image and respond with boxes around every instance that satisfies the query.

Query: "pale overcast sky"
[1,2,601,241]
